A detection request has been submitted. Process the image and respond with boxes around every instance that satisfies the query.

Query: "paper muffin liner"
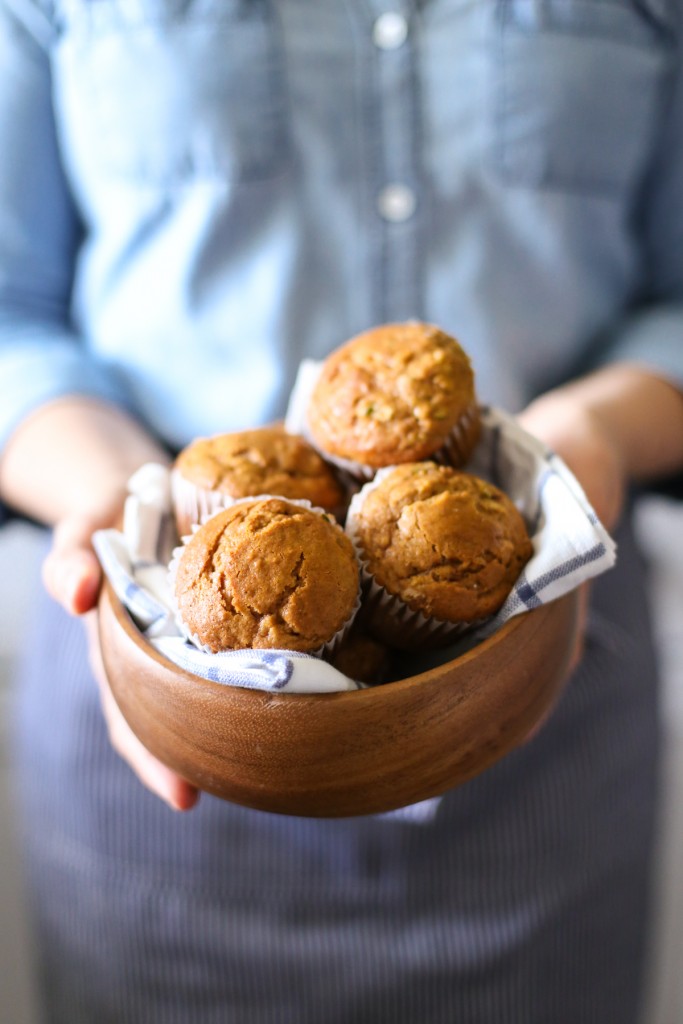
[171,468,239,539]
[345,471,488,652]
[171,463,352,535]
[169,496,362,660]
[287,357,482,483]
[430,400,481,470]
[302,401,482,485]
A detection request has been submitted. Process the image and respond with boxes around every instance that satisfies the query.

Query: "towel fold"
[94,393,616,693]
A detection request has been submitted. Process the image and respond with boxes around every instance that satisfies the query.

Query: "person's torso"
[40,0,679,444]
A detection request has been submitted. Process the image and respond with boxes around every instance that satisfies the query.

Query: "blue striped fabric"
[12,515,659,1023]
[92,405,617,692]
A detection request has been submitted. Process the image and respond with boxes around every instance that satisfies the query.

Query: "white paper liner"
[169,496,362,660]
[171,458,350,535]
[429,401,481,469]
[171,467,236,537]
[285,359,480,482]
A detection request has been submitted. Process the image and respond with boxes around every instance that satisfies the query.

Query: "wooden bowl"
[98,581,580,817]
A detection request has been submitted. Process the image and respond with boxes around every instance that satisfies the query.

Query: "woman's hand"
[517,390,627,532]
[515,388,626,728]
[518,363,683,533]
[43,508,200,812]
[0,397,200,811]
[517,364,683,687]
[85,612,200,812]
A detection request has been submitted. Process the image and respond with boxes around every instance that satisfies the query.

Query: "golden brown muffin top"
[350,463,533,623]
[174,498,359,653]
[307,322,477,467]
[174,426,345,513]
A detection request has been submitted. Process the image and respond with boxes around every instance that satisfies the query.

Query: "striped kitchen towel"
[93,403,617,690]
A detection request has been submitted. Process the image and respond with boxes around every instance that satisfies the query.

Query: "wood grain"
[98,581,579,817]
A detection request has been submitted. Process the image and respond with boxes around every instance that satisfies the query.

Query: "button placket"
[366,4,422,321]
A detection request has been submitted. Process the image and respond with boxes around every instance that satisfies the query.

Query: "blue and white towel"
[467,405,617,637]
[93,404,616,695]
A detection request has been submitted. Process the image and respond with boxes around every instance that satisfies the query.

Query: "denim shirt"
[0,0,682,453]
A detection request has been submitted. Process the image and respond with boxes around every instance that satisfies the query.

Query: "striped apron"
[10,513,659,1023]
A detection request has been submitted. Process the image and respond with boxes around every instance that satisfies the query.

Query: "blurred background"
[0,518,41,1024]
[0,496,682,1024]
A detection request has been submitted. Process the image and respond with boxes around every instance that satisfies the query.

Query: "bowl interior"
[99,581,579,817]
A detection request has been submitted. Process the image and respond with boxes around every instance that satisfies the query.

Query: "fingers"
[521,583,591,745]
[85,615,200,812]
[102,673,201,811]
[517,395,625,532]
[44,508,199,810]
[42,516,105,615]
[565,583,590,677]
[43,547,102,615]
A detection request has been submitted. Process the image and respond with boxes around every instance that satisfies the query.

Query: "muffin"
[172,426,346,536]
[346,462,533,649]
[329,624,392,686]
[306,322,480,477]
[172,498,360,654]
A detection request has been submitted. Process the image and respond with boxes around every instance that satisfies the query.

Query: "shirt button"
[377,184,416,222]
[372,11,409,50]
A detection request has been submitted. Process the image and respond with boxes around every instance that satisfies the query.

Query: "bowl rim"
[99,580,580,815]
[102,577,546,697]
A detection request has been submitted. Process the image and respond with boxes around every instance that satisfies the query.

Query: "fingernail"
[66,568,91,614]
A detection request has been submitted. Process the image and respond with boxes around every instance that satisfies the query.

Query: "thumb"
[42,516,104,615]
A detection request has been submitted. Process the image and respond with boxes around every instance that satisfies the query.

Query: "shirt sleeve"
[0,0,131,459]
[588,20,683,389]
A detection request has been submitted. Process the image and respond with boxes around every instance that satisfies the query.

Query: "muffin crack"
[197,531,227,582]
[351,462,532,630]
[174,499,359,652]
[277,552,305,609]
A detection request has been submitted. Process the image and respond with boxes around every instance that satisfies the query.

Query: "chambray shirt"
[1,0,683,456]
